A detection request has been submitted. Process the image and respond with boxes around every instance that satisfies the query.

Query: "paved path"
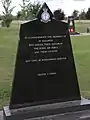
[0,111,3,120]
[71,33,90,36]
[81,33,90,36]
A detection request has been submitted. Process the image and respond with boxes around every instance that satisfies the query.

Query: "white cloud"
[46,0,90,16]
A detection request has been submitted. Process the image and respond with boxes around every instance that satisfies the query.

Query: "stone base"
[70,32,80,35]
[3,98,90,120]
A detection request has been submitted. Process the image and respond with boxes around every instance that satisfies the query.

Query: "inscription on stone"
[24,35,67,77]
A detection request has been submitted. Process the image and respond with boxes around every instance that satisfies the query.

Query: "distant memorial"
[3,3,90,120]
[68,16,80,35]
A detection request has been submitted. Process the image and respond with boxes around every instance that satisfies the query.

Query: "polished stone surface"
[10,2,80,109]
[1,109,90,120]
[2,98,90,120]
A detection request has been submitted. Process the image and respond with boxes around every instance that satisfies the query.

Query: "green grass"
[71,36,90,98]
[0,26,18,109]
[0,21,90,109]
[75,21,90,33]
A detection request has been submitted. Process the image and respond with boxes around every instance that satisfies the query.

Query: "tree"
[27,1,41,19]
[72,10,79,19]
[1,0,15,27]
[79,10,86,20]
[0,15,2,20]
[17,11,22,20]
[19,0,31,20]
[53,9,65,20]
[19,1,41,20]
[86,7,90,20]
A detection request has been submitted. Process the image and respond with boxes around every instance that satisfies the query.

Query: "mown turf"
[0,21,90,109]
[0,26,18,109]
[71,35,90,98]
[75,21,90,33]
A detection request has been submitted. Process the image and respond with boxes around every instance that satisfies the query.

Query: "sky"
[0,0,90,16]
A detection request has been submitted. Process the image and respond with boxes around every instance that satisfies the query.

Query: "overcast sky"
[0,0,90,16]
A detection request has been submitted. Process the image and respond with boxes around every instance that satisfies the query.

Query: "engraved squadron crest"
[41,8,51,23]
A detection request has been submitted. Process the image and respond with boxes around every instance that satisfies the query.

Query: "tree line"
[0,0,90,28]
[72,9,90,20]
[0,0,42,27]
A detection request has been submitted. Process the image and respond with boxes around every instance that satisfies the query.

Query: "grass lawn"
[0,21,90,109]
[71,35,90,98]
[75,21,90,33]
[0,25,19,109]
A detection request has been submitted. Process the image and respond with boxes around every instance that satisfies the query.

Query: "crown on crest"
[43,7,48,12]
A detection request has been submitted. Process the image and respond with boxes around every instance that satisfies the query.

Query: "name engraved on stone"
[37,72,56,76]
[25,57,67,63]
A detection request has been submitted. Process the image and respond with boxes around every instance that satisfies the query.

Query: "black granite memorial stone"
[3,3,90,120]
[9,3,81,109]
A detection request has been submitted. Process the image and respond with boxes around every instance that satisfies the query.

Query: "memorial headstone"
[3,3,90,120]
[68,16,80,35]
[10,3,80,109]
